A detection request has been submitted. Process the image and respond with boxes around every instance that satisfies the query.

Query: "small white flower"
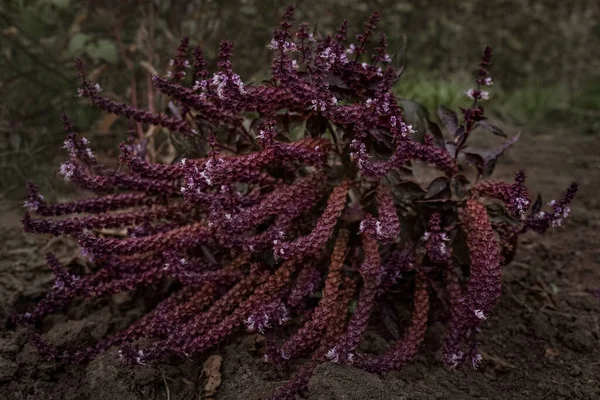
[308,99,327,112]
[23,200,40,211]
[59,162,76,181]
[465,88,490,100]
[63,139,75,152]
[400,123,415,137]
[267,39,279,50]
[346,44,356,54]
[245,315,256,332]
[361,62,368,69]
[380,100,389,113]
[375,220,383,237]
[448,351,464,368]
[551,218,563,228]
[199,170,212,186]
[514,197,530,219]
[381,53,392,63]
[474,309,487,320]
[135,350,146,365]
[193,80,208,91]
[438,243,447,255]
[319,47,333,60]
[326,347,340,363]
[338,53,349,64]
[230,74,246,95]
[282,41,297,53]
[483,77,493,86]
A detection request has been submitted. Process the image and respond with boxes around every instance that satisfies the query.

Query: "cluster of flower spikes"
[18,6,578,400]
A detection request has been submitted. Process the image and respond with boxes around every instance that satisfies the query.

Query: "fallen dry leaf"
[544,347,559,359]
[202,355,223,398]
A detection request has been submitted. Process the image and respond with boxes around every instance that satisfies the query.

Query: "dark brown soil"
[1,127,599,400]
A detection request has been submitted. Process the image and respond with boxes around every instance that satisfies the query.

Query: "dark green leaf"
[452,174,470,198]
[380,300,401,340]
[483,133,520,177]
[88,38,118,65]
[427,121,445,148]
[399,99,429,142]
[392,179,426,200]
[454,126,465,138]
[288,118,307,141]
[476,120,507,137]
[452,229,470,266]
[306,114,328,137]
[326,73,349,89]
[425,176,450,199]
[464,152,484,174]
[531,193,543,214]
[437,106,459,135]
[486,203,519,226]
[68,32,90,55]
[445,140,457,155]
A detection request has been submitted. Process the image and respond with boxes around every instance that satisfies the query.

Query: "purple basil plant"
[18,6,577,399]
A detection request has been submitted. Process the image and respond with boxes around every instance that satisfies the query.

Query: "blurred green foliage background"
[1,0,599,201]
